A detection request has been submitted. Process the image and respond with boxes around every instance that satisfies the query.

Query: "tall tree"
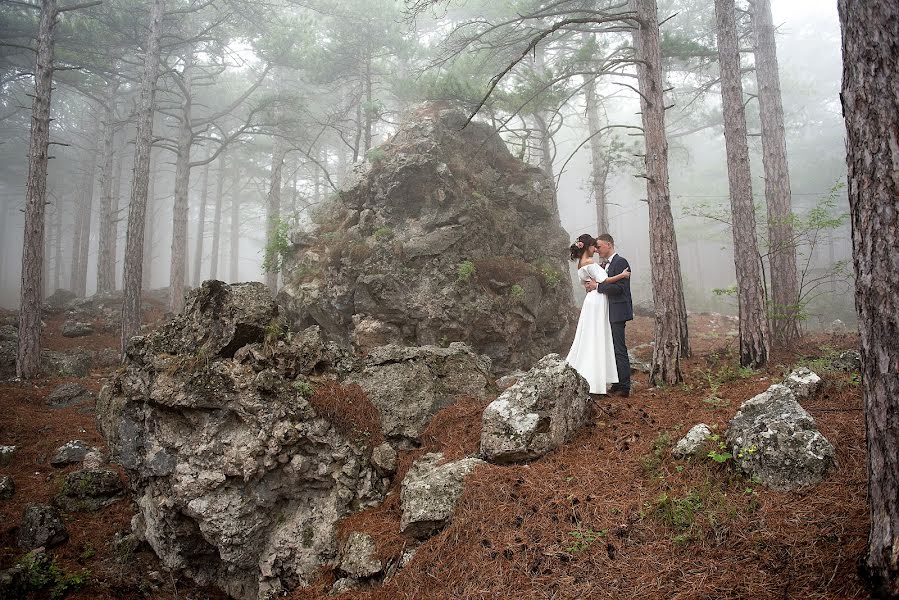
[634,0,690,384]
[838,1,899,596]
[192,156,210,287]
[121,0,165,351]
[714,0,769,368]
[229,160,240,281]
[96,79,119,294]
[168,48,195,311]
[750,0,800,345]
[584,75,610,233]
[17,0,57,378]
[209,153,225,280]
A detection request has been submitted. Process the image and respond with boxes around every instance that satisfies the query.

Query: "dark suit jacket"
[595,254,633,323]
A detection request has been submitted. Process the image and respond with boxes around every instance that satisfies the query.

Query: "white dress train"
[565,263,619,394]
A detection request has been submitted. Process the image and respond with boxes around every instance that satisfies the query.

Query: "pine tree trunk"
[229,162,240,282]
[111,145,124,288]
[53,202,61,292]
[633,0,691,385]
[192,156,210,287]
[265,136,286,293]
[715,0,770,368]
[838,2,899,596]
[96,83,118,294]
[121,0,164,351]
[751,0,800,346]
[363,51,373,154]
[142,150,155,289]
[209,153,225,280]
[17,0,57,378]
[169,49,194,313]
[585,75,610,233]
[71,134,97,298]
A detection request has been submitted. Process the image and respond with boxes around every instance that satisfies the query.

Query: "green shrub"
[457,260,475,283]
[293,380,315,399]
[509,284,524,299]
[262,218,292,274]
[373,226,394,242]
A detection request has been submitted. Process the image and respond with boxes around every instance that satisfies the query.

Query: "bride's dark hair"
[569,234,596,261]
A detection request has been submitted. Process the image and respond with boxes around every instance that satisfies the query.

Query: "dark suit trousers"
[611,321,630,390]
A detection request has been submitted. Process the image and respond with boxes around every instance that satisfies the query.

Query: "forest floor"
[0,312,865,600]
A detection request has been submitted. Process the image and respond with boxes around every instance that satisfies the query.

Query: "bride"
[565,234,630,395]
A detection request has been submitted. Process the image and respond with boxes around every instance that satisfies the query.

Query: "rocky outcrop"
[337,532,383,579]
[50,440,94,467]
[345,343,492,446]
[480,354,590,463]
[783,367,822,400]
[55,469,124,512]
[400,453,484,539]
[18,505,68,550]
[278,108,576,373]
[672,424,712,459]
[98,281,390,600]
[44,289,78,314]
[726,384,835,491]
[46,383,95,408]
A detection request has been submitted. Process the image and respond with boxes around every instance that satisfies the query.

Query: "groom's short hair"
[597,233,615,245]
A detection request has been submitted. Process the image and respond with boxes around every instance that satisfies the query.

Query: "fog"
[0,0,852,328]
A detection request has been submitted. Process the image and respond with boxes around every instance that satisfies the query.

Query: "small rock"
[0,446,16,467]
[370,443,397,476]
[50,440,93,467]
[826,319,847,335]
[44,289,79,314]
[831,350,861,372]
[17,504,69,549]
[627,350,651,374]
[55,469,124,512]
[400,452,484,538]
[330,577,361,596]
[41,350,92,377]
[62,321,94,338]
[496,371,526,391]
[0,475,14,500]
[672,424,712,459]
[46,383,94,408]
[82,449,105,470]
[338,532,383,578]
[783,367,822,400]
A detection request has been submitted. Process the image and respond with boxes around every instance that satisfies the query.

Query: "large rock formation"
[278,108,576,373]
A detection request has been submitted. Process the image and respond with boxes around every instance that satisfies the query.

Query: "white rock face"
[783,367,822,400]
[338,532,383,578]
[400,453,484,539]
[726,384,836,491]
[480,354,590,463]
[672,424,712,459]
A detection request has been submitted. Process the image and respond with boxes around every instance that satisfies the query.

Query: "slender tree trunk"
[265,136,286,293]
[229,162,240,282]
[111,143,124,288]
[313,147,322,205]
[121,0,164,351]
[169,49,194,312]
[838,2,899,596]
[17,0,57,378]
[633,0,690,385]
[715,0,770,368]
[192,154,209,287]
[142,150,155,289]
[363,49,373,154]
[71,133,97,298]
[750,0,800,345]
[532,45,555,183]
[585,75,610,233]
[353,99,363,162]
[209,153,225,280]
[53,201,61,292]
[96,82,118,294]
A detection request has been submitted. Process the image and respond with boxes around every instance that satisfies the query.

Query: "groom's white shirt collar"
[607,252,618,264]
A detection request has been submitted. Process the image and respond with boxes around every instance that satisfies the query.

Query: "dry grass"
[308,381,384,446]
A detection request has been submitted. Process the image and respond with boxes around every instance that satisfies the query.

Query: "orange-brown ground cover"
[0,313,865,600]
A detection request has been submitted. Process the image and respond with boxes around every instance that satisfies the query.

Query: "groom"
[586,233,633,397]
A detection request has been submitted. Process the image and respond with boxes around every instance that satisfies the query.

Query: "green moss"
[457,260,475,283]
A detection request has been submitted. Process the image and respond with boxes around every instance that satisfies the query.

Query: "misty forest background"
[0,0,851,324]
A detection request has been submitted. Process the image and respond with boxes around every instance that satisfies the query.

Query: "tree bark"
[121,0,165,351]
[209,153,225,280]
[17,0,57,378]
[751,0,800,346]
[192,154,210,287]
[96,81,119,294]
[169,49,194,313]
[585,75,610,233]
[838,2,899,596]
[53,200,61,292]
[633,0,691,385]
[265,135,286,293]
[229,161,240,282]
[70,133,97,298]
[142,151,155,289]
[715,0,770,368]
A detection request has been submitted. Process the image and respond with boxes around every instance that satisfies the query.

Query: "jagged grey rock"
[41,350,92,377]
[17,504,68,549]
[400,452,484,539]
[0,339,17,379]
[46,383,95,408]
[371,443,397,476]
[98,281,389,600]
[672,424,712,459]
[82,449,105,470]
[50,440,93,467]
[832,349,861,372]
[62,321,94,338]
[338,532,383,578]
[330,577,361,595]
[480,354,590,463]
[725,384,836,491]
[0,475,14,500]
[277,109,576,373]
[496,371,526,391]
[55,469,124,511]
[0,446,15,467]
[345,343,492,445]
[0,325,16,342]
[627,350,651,374]
[44,289,78,314]
[783,367,822,400]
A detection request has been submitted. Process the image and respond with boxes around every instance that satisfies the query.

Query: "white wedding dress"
[565,262,619,394]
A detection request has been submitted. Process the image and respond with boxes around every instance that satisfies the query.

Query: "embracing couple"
[565,233,634,398]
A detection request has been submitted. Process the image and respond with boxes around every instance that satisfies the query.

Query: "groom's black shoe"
[611,387,630,398]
